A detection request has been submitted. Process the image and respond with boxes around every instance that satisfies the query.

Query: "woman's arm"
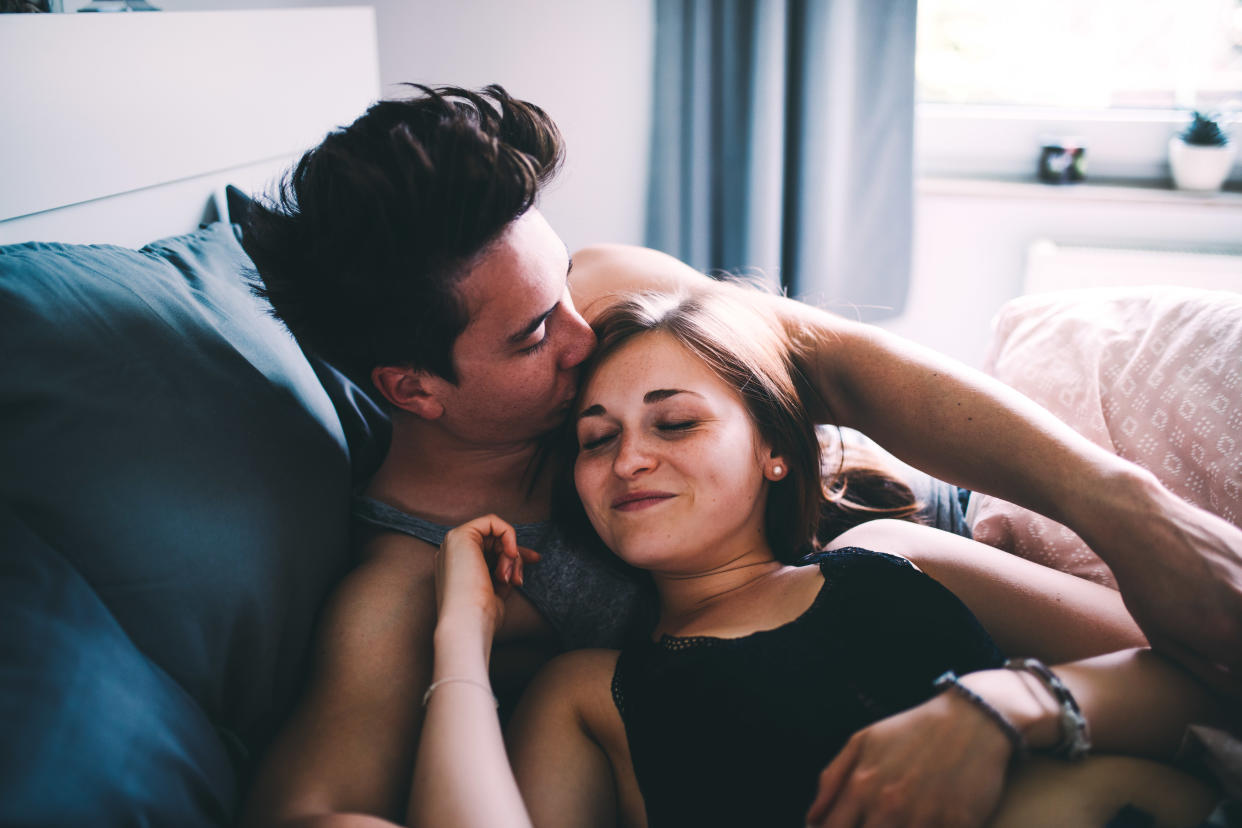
[968,648,1225,761]
[506,650,632,828]
[412,620,532,828]
[569,243,1242,697]
[805,648,1226,828]
[410,517,619,828]
[827,519,1146,662]
[409,515,536,828]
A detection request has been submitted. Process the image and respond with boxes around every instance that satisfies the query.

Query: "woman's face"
[573,331,779,573]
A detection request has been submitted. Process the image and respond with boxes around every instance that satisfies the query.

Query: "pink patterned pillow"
[969,287,1242,588]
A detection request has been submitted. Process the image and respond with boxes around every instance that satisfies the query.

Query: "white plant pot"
[1168,137,1236,192]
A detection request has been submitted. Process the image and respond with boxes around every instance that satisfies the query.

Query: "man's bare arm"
[570,243,1242,697]
[241,533,438,828]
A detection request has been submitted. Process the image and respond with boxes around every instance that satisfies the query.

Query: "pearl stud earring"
[772,465,783,477]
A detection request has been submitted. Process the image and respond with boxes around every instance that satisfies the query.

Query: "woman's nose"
[613,432,655,478]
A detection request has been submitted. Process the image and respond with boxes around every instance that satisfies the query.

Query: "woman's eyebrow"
[643,388,698,403]
[579,388,702,419]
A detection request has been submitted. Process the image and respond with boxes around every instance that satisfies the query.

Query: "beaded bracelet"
[422,676,499,709]
[1004,657,1091,760]
[933,670,1030,760]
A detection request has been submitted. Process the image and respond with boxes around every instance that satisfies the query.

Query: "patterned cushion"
[969,287,1242,586]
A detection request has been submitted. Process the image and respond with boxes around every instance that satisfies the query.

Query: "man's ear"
[371,364,445,420]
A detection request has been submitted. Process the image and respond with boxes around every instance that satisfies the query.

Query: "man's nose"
[559,301,596,371]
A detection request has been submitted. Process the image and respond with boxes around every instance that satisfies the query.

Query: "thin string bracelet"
[933,671,1030,760]
[1004,657,1091,760]
[422,677,499,709]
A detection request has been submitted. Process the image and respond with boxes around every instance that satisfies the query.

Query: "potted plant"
[1169,111,1235,192]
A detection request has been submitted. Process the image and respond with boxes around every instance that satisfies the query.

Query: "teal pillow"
[0,223,355,755]
[0,501,238,826]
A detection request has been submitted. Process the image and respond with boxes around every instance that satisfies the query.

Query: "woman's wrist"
[957,668,1063,751]
[432,616,495,679]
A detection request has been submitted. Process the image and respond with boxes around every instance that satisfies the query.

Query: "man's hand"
[805,688,1015,828]
[1083,479,1242,701]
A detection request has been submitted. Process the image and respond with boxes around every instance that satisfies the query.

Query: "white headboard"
[0,7,380,246]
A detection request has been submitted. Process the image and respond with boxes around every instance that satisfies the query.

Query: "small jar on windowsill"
[1038,137,1087,185]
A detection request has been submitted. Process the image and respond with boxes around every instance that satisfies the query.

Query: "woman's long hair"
[558,289,921,564]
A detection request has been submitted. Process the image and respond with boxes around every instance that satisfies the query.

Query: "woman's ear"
[371,364,445,420]
[764,449,789,481]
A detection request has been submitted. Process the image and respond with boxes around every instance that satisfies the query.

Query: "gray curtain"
[646,0,917,321]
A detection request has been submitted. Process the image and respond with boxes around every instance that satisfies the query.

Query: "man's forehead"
[454,233,568,343]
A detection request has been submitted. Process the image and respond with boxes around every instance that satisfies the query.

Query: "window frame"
[916,103,1241,182]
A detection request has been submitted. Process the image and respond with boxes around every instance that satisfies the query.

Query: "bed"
[3,9,1241,826]
[0,10,386,825]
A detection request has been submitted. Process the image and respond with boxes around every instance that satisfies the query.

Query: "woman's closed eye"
[579,420,701,451]
[579,430,618,451]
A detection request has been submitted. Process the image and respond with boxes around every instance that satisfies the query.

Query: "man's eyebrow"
[507,304,557,346]
[578,389,700,419]
[507,249,573,347]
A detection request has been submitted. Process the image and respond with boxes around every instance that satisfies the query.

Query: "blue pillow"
[226,183,392,483]
[0,501,238,826]
[0,223,362,758]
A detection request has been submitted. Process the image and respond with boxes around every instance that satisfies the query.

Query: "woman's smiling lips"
[611,491,677,511]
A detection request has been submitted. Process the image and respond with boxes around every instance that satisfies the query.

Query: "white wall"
[362,1,655,251]
[880,181,1242,368]
[58,0,656,250]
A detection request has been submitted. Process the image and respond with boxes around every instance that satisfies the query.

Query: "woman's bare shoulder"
[520,649,622,730]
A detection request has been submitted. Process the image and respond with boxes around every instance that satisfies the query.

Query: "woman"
[414,290,1224,827]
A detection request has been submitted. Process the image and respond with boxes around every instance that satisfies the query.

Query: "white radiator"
[1024,240,1242,295]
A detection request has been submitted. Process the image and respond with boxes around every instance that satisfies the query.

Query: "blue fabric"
[0,223,363,768]
[0,501,238,826]
[646,0,917,321]
[226,183,392,484]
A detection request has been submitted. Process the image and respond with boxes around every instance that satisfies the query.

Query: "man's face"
[433,209,595,445]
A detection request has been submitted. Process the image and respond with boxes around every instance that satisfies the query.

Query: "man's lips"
[611,491,676,511]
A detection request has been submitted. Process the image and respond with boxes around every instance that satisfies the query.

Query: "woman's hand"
[805,683,1020,828]
[435,514,540,646]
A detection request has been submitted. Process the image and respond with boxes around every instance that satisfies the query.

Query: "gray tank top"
[351,496,656,650]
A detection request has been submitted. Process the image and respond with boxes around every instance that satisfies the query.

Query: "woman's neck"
[650,541,800,638]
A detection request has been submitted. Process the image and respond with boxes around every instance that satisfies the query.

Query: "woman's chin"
[607,537,681,572]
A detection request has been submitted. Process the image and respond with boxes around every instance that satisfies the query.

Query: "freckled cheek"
[574,463,610,533]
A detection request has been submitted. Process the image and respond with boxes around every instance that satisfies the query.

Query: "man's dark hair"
[244,84,564,382]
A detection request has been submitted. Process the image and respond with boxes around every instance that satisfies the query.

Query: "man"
[239,85,1242,826]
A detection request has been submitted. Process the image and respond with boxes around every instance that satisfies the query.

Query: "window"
[915,0,1242,179]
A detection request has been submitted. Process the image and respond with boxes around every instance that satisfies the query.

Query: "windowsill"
[917,174,1242,208]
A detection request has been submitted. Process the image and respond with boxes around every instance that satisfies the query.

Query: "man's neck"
[365,416,558,527]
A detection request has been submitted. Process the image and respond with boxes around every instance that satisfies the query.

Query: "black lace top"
[611,548,1004,827]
